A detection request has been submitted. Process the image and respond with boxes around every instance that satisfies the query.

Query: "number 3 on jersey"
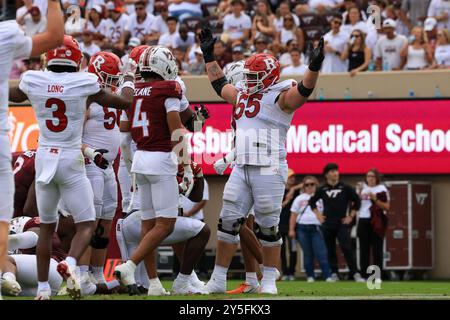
[234,93,262,120]
[45,98,68,132]
[132,98,149,136]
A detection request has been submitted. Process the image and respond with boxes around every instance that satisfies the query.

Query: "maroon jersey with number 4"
[129,80,182,152]
[12,150,36,217]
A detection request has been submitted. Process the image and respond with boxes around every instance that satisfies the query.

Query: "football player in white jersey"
[0,0,64,300]
[76,51,124,286]
[199,27,325,294]
[8,35,135,300]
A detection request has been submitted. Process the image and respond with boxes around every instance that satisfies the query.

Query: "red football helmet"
[88,52,122,89]
[242,53,280,94]
[129,45,150,79]
[46,35,83,69]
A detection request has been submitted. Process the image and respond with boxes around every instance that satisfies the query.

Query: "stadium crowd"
[9,0,450,80]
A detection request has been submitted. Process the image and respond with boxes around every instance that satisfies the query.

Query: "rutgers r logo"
[264,58,276,70]
[326,190,342,198]
[92,55,106,70]
[415,193,428,205]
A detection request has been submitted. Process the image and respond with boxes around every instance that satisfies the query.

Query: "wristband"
[297,81,314,98]
[83,147,95,161]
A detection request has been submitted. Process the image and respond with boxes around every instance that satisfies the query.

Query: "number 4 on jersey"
[132,98,149,137]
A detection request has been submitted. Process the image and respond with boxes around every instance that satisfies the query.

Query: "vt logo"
[415,193,428,205]
[326,190,342,198]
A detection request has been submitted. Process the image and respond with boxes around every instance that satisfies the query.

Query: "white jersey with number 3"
[83,102,121,162]
[19,71,101,149]
[234,79,297,166]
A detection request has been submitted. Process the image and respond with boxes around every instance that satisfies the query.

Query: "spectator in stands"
[173,48,189,72]
[186,28,202,64]
[341,5,369,36]
[16,0,33,21]
[342,0,367,23]
[223,44,245,73]
[279,169,301,281]
[217,0,232,20]
[401,0,431,26]
[124,0,155,15]
[430,29,450,68]
[119,1,155,50]
[121,37,141,65]
[86,5,107,43]
[104,2,130,48]
[385,3,411,37]
[213,39,233,68]
[80,30,101,57]
[255,0,276,24]
[427,0,450,31]
[357,168,390,280]
[375,19,408,71]
[223,0,252,44]
[173,24,196,53]
[424,17,439,51]
[85,0,107,13]
[17,6,47,37]
[309,163,364,282]
[306,0,345,14]
[279,39,303,67]
[253,34,270,54]
[274,1,300,32]
[341,29,372,76]
[168,0,203,22]
[280,48,308,75]
[289,176,333,283]
[158,16,179,48]
[322,16,349,73]
[187,47,206,75]
[64,4,86,39]
[275,13,305,52]
[147,2,171,45]
[401,26,433,70]
[251,13,276,44]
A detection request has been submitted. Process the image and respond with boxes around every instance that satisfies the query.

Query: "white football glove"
[213,149,236,175]
[179,164,194,197]
[121,58,137,79]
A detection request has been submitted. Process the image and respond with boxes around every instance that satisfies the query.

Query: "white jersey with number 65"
[19,70,101,149]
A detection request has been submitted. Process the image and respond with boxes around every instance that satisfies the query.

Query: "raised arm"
[30,0,64,57]
[199,28,238,106]
[278,38,324,113]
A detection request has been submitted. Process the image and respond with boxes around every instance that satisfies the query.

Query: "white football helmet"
[139,46,178,80]
[9,217,32,234]
[225,60,245,86]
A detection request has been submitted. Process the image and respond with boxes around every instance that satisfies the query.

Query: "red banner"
[188,99,450,175]
[10,99,450,175]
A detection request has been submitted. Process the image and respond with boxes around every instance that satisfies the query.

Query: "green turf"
[4,280,450,300]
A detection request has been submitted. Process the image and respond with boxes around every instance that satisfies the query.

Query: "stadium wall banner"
[9,99,450,174]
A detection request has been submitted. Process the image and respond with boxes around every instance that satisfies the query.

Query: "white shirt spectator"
[280,28,296,45]
[173,32,196,51]
[309,0,343,10]
[341,21,369,36]
[150,15,170,35]
[405,46,429,69]
[125,12,155,39]
[126,0,155,16]
[23,15,47,37]
[169,1,202,16]
[274,15,300,32]
[322,30,348,73]
[80,42,101,57]
[104,14,130,43]
[279,52,306,66]
[87,19,108,35]
[65,16,87,36]
[375,34,408,70]
[358,184,389,219]
[158,31,178,47]
[86,0,105,10]
[223,12,252,41]
[187,43,201,64]
[33,0,48,14]
[434,44,450,66]
[182,180,209,220]
[291,193,323,225]
[427,0,450,30]
[281,64,308,75]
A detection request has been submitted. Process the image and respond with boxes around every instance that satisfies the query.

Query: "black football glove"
[93,149,109,170]
[195,104,210,122]
[308,37,325,72]
[199,27,216,63]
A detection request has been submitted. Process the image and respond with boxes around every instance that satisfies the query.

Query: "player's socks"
[209,265,228,284]
[92,266,106,283]
[175,272,191,283]
[261,266,278,291]
[246,272,259,287]
[79,265,89,273]
[65,256,77,267]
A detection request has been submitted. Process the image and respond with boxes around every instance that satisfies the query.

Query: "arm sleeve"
[18,72,30,96]
[165,98,181,113]
[13,25,32,60]
[8,231,39,251]
[290,197,301,214]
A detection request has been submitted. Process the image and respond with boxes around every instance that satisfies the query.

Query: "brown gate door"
[412,184,433,268]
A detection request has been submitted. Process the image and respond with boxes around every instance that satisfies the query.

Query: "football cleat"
[113,261,139,295]
[35,289,52,300]
[205,277,226,294]
[226,282,260,294]
[57,261,81,300]
[147,281,170,296]
[172,279,208,295]
[259,284,278,295]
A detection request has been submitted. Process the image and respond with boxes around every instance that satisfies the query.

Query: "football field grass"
[4,280,450,300]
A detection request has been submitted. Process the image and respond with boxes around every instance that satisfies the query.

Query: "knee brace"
[90,224,109,249]
[217,217,245,244]
[254,223,282,247]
